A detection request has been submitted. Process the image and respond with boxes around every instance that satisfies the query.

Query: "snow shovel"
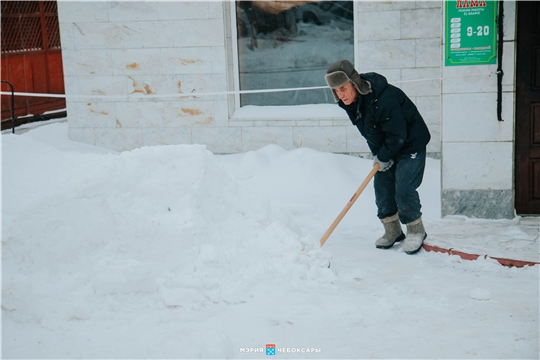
[319,163,380,247]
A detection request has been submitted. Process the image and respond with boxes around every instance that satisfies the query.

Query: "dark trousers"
[374,149,426,224]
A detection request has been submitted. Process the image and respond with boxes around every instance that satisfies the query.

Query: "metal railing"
[1,80,16,133]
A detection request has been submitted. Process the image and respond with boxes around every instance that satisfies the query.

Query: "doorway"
[515,1,540,215]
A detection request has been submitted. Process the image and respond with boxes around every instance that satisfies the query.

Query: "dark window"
[236,1,354,106]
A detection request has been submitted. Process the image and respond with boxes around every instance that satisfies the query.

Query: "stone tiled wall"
[355,1,443,158]
[58,1,228,152]
[441,1,516,219]
[58,1,443,156]
[58,1,517,219]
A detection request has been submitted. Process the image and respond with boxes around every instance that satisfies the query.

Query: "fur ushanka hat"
[324,59,371,102]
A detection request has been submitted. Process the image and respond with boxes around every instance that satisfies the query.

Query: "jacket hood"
[359,72,388,98]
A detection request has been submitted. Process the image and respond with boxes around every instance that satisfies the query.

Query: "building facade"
[57,1,538,219]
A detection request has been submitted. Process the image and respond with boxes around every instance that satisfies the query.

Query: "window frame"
[228,0,358,118]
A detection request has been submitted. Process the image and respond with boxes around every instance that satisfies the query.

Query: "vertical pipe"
[497,0,504,121]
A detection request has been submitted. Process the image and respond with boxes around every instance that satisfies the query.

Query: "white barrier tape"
[1,72,494,99]
[0,85,329,100]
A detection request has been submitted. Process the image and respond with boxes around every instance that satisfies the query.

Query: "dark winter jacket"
[338,72,431,162]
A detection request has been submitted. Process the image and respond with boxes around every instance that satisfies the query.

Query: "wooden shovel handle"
[319,163,380,247]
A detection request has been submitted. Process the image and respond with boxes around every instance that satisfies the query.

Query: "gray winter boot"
[375,214,405,249]
[403,217,427,254]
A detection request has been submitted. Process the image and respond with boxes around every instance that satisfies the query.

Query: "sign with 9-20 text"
[445,0,497,66]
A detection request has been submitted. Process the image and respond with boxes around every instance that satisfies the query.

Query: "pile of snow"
[218,142,441,239]
[2,128,332,327]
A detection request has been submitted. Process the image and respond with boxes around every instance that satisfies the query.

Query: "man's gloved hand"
[373,155,394,172]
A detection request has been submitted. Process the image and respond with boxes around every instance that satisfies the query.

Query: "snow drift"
[2,133,332,327]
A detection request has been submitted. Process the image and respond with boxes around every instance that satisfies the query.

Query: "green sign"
[445,0,497,66]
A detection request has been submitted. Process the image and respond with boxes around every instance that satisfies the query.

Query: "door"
[515,1,540,215]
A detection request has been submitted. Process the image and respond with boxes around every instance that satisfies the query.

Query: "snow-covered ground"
[2,120,538,359]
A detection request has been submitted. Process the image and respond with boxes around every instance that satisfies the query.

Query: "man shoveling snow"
[325,59,431,254]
